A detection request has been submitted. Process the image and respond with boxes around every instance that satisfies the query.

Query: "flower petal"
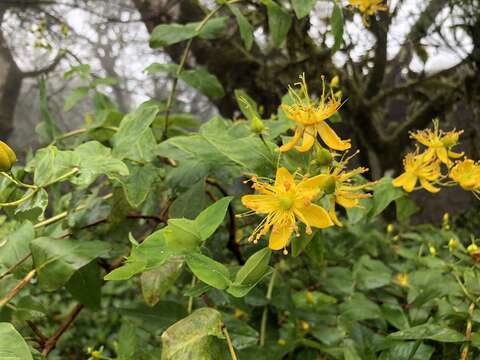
[278,127,303,152]
[316,121,351,151]
[269,224,293,250]
[328,199,343,227]
[336,195,359,209]
[274,167,295,191]
[241,194,278,213]
[295,204,333,229]
[392,172,417,192]
[420,178,440,193]
[436,147,450,164]
[294,127,316,152]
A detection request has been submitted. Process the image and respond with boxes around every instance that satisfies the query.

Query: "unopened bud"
[330,75,340,88]
[395,273,409,287]
[299,320,310,332]
[305,290,314,305]
[250,116,265,134]
[448,238,458,251]
[429,245,437,256]
[316,146,333,166]
[321,175,336,194]
[467,243,478,254]
[387,224,394,234]
[0,140,16,172]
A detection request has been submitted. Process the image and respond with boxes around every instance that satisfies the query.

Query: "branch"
[41,304,84,356]
[20,51,65,78]
[0,269,36,307]
[365,11,389,98]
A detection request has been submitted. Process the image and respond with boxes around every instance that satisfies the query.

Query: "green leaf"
[223,314,259,350]
[145,63,179,75]
[14,296,47,321]
[388,324,466,343]
[66,261,103,310]
[186,253,231,290]
[228,5,254,50]
[104,260,147,281]
[141,257,184,307]
[32,146,79,187]
[120,163,159,208]
[368,177,404,219]
[112,102,160,161]
[63,86,89,112]
[117,320,137,360]
[195,196,233,240]
[0,222,34,278]
[331,3,344,53]
[395,196,419,223]
[121,301,187,333]
[149,23,198,48]
[164,218,202,252]
[291,0,316,18]
[381,304,409,330]
[0,322,33,360]
[179,68,225,99]
[196,17,227,39]
[161,308,225,360]
[263,0,292,48]
[228,248,271,297]
[31,237,110,291]
[169,180,209,219]
[14,188,49,222]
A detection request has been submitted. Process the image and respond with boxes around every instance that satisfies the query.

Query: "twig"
[0,269,36,307]
[0,253,32,280]
[222,325,238,360]
[26,320,47,346]
[460,303,475,360]
[41,304,84,356]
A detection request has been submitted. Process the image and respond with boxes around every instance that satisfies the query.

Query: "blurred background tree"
[1,0,479,218]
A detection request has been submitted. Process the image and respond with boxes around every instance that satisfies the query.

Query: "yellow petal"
[420,178,440,193]
[295,127,316,152]
[295,204,333,229]
[436,147,450,164]
[328,199,342,227]
[336,195,359,209]
[269,225,293,250]
[297,174,330,191]
[274,167,295,191]
[278,127,303,152]
[392,172,417,192]
[448,150,464,159]
[241,194,278,213]
[316,121,351,151]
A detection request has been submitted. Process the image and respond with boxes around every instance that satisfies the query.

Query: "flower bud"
[387,224,394,234]
[467,243,478,254]
[330,75,340,88]
[316,146,333,166]
[0,140,16,172]
[448,238,458,251]
[299,320,310,332]
[250,116,265,134]
[321,175,336,194]
[395,273,409,287]
[429,245,437,256]
[305,290,314,305]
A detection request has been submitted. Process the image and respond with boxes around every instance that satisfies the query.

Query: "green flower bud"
[0,140,16,172]
[250,116,265,134]
[316,147,333,166]
[467,243,478,254]
[322,175,336,194]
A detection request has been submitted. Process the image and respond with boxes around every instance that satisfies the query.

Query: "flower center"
[278,195,294,210]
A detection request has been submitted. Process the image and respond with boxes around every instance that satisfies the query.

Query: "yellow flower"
[323,159,373,226]
[395,273,409,288]
[450,159,480,197]
[348,0,387,24]
[241,167,333,253]
[410,122,463,165]
[279,74,351,153]
[393,152,441,193]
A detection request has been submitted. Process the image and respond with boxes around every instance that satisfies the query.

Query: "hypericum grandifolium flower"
[241,167,333,254]
[279,74,350,153]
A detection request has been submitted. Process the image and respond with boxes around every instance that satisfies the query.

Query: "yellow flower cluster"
[242,75,372,253]
[393,120,480,199]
